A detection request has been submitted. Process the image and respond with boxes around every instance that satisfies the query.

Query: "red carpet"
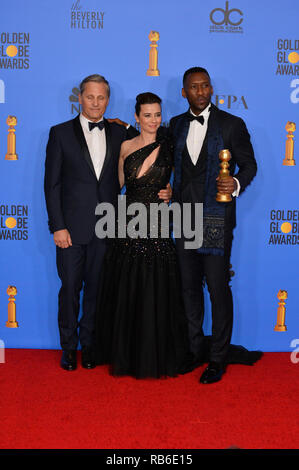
[0,350,298,449]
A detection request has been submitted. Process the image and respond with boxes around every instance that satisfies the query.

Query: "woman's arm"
[118,148,125,189]
[118,140,132,189]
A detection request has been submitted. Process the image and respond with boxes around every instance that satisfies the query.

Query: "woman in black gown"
[94,92,193,378]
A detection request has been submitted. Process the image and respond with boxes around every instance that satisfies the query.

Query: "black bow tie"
[187,114,204,125]
[88,120,105,131]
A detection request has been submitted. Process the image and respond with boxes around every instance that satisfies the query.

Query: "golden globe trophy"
[216,149,232,202]
[274,290,287,332]
[6,286,19,328]
[147,31,160,77]
[283,122,296,166]
[5,116,18,160]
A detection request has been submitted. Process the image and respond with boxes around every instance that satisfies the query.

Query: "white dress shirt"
[80,113,106,180]
[186,104,240,197]
[186,105,211,165]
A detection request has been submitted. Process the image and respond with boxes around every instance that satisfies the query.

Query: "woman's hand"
[158,183,172,203]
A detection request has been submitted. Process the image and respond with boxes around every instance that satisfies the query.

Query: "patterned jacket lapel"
[172,112,190,200]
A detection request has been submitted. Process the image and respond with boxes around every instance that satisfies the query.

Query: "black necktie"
[187,114,204,125]
[88,120,105,131]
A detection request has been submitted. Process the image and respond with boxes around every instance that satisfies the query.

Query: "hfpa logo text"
[214,94,248,110]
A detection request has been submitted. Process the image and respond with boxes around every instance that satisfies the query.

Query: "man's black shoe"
[81,347,96,369]
[61,350,77,371]
[199,362,225,384]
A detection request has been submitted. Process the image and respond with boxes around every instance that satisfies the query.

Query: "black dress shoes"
[81,347,96,369]
[61,350,77,371]
[199,362,225,384]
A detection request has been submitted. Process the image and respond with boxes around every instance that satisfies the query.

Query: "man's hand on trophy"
[107,118,128,128]
[216,176,237,195]
[158,183,172,203]
[54,229,72,249]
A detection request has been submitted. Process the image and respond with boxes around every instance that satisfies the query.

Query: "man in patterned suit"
[170,67,257,383]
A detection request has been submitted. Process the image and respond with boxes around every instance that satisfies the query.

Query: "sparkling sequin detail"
[112,138,174,264]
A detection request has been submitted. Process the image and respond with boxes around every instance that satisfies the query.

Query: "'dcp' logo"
[210,1,243,26]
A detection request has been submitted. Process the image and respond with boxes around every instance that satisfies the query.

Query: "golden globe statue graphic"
[6,286,19,328]
[147,31,160,76]
[283,122,296,166]
[5,116,18,160]
[274,290,287,332]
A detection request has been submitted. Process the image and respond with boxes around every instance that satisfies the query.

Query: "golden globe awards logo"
[275,40,299,104]
[0,33,30,69]
[269,210,299,245]
[276,39,299,76]
[71,0,105,30]
[0,205,28,240]
[209,1,243,34]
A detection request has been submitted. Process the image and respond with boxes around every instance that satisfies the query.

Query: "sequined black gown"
[95,137,193,378]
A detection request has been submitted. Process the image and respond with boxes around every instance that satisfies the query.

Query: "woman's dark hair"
[135,92,162,116]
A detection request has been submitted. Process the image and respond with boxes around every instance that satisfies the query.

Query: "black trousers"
[56,236,107,350]
[175,229,234,364]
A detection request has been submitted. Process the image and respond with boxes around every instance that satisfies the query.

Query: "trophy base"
[283,159,295,166]
[216,192,232,202]
[5,154,18,160]
[274,325,287,332]
[147,70,160,76]
[6,321,19,328]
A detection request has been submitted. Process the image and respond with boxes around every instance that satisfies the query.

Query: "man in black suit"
[44,74,171,371]
[170,67,257,384]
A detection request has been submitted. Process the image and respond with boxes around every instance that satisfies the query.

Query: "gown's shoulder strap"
[124,141,161,180]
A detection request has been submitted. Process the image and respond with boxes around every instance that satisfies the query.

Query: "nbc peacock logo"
[69,86,82,114]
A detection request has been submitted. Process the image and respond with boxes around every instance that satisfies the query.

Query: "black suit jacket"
[169,103,257,229]
[44,115,137,244]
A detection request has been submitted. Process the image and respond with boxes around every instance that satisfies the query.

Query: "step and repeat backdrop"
[0,0,298,352]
